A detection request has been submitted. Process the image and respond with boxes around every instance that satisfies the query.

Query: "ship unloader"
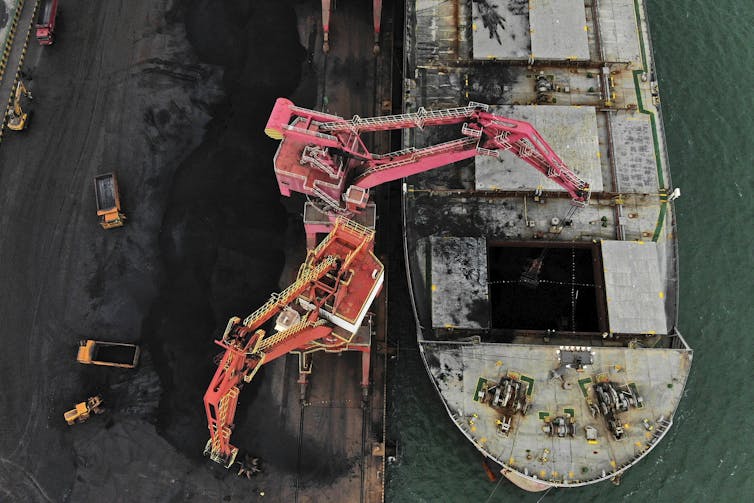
[203,217,384,468]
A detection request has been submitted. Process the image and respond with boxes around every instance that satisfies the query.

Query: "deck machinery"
[203,217,384,468]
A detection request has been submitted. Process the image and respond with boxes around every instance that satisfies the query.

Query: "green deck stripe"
[578,377,592,397]
[520,375,534,396]
[631,0,668,242]
[473,377,488,401]
[651,202,667,242]
[631,70,665,189]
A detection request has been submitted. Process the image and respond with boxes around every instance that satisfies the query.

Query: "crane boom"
[265,98,590,214]
[203,217,384,467]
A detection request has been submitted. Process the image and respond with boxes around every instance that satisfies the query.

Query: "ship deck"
[403,0,691,489]
[421,342,690,486]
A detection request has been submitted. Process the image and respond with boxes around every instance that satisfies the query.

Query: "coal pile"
[143,0,306,458]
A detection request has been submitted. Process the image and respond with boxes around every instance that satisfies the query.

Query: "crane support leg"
[321,0,331,53]
[305,225,320,250]
[361,350,370,400]
[373,0,382,54]
[298,372,309,403]
[304,220,336,250]
[297,352,313,403]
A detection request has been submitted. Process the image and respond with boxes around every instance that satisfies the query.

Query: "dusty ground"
[0,0,390,501]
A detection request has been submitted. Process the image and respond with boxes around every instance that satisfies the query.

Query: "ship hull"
[402,0,691,490]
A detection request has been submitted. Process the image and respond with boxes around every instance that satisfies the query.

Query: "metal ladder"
[242,256,338,328]
[301,145,342,178]
[212,386,239,454]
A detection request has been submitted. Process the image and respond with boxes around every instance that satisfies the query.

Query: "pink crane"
[203,218,383,468]
[265,98,590,220]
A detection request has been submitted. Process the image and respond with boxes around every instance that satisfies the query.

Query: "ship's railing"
[318,103,488,133]
[337,216,374,241]
[311,185,348,214]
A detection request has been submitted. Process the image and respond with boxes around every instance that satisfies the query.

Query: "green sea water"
[386,0,754,501]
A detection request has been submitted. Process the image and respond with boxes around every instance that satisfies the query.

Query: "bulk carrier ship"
[401,0,692,490]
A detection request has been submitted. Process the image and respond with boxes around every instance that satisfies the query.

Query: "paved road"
[0,0,36,135]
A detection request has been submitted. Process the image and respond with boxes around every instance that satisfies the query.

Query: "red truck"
[36,0,59,45]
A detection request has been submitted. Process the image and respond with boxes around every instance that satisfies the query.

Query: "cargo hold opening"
[487,241,607,334]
